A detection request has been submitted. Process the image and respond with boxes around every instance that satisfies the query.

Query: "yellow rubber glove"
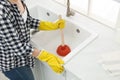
[38,19,65,30]
[37,50,64,74]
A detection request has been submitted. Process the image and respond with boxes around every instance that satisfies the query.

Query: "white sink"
[29,5,98,64]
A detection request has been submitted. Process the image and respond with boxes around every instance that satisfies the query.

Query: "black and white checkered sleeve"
[0,13,34,56]
[27,14,40,29]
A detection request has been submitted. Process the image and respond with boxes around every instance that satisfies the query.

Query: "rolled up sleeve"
[27,14,40,29]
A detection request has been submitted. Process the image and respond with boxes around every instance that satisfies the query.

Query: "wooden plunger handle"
[58,15,64,46]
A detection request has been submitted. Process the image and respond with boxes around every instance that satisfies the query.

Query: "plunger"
[56,15,71,56]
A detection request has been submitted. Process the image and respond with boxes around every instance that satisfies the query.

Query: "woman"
[0,0,65,80]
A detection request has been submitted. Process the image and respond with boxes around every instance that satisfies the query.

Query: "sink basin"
[29,5,98,63]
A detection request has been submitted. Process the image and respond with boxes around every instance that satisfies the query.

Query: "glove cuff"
[36,49,47,61]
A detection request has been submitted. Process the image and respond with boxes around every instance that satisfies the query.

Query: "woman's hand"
[32,49,64,74]
[36,50,64,74]
[38,19,65,31]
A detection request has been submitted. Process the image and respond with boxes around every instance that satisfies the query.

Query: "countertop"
[26,0,120,80]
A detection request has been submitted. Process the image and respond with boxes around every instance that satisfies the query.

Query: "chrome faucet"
[66,0,75,17]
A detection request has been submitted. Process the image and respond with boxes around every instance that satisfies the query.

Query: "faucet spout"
[66,0,75,17]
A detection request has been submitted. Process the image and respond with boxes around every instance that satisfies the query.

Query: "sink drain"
[46,12,50,16]
[76,29,80,33]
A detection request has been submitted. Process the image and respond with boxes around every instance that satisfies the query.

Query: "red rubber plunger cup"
[56,15,71,56]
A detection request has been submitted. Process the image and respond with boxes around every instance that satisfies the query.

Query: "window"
[90,0,120,28]
[53,0,120,28]
[70,0,88,14]
[53,0,66,4]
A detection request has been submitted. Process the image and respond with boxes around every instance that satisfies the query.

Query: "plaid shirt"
[0,0,39,71]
